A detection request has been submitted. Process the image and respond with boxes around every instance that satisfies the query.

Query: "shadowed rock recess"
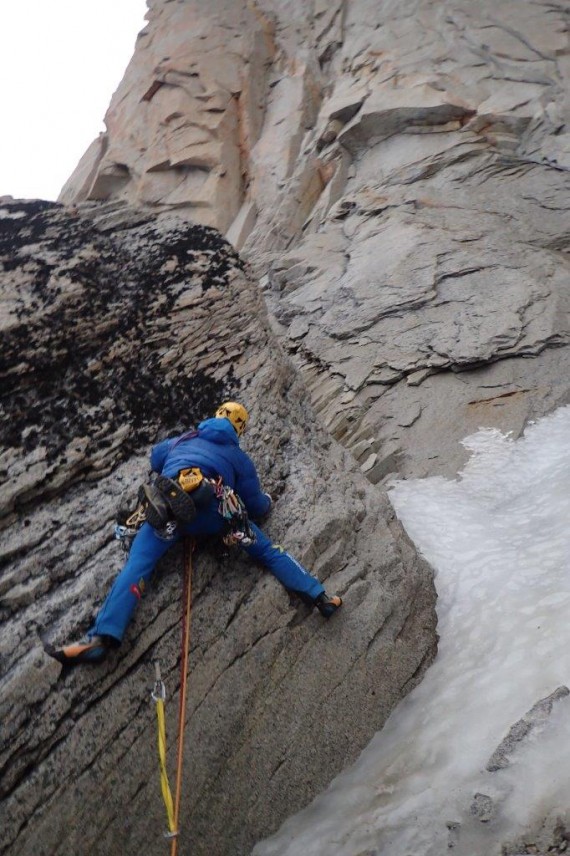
[0,200,437,856]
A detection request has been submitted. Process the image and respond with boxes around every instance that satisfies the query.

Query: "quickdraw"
[151,661,177,838]
[114,524,138,553]
[216,482,256,547]
[114,502,148,552]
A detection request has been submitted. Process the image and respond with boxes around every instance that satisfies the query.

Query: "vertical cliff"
[61,0,570,485]
[5,0,569,853]
[0,200,436,856]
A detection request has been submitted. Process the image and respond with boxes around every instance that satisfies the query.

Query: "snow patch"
[254,406,570,856]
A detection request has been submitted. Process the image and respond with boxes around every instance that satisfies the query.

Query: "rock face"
[59,1,276,233]
[0,200,436,856]
[62,0,570,486]
[12,0,570,854]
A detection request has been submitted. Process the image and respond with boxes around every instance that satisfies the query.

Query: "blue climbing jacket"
[150,417,271,519]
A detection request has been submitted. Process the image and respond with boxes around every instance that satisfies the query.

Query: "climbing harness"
[152,538,194,854]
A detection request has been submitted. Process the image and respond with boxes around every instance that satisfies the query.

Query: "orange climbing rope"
[153,538,194,854]
[170,538,194,856]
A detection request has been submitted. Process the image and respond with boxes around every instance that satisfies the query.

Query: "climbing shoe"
[138,483,171,530]
[314,592,343,618]
[154,475,197,522]
[43,635,110,666]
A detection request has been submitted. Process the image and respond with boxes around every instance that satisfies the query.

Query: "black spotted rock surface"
[0,200,436,856]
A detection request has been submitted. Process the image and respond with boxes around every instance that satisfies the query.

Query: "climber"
[44,402,342,665]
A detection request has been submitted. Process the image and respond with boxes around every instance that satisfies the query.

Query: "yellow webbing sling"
[152,661,176,836]
[152,538,194,854]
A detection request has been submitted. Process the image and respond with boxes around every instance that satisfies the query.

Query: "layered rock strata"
[59,0,276,233]
[0,200,437,856]
[61,0,570,485]
[47,0,570,852]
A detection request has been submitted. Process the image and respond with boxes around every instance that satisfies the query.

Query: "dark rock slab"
[0,201,437,856]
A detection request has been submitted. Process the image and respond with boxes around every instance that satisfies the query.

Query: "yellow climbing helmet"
[215,401,249,436]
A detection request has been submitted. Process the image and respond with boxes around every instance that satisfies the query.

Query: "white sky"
[0,0,148,202]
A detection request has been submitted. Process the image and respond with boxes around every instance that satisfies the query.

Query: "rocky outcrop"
[440,688,570,853]
[487,686,570,772]
[243,0,570,482]
[59,1,276,233]
[61,0,570,486]
[28,1,570,853]
[0,200,437,856]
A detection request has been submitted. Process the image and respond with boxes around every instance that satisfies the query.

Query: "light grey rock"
[0,201,436,856]
[487,686,570,772]
[502,816,570,856]
[59,1,277,232]
[240,0,570,484]
[447,820,462,849]
[470,792,495,823]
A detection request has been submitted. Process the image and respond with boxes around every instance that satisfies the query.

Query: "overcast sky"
[0,0,148,202]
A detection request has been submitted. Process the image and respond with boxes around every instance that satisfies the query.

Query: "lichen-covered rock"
[0,200,436,856]
[0,199,236,522]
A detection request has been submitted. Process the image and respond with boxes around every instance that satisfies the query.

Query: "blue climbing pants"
[91,501,324,643]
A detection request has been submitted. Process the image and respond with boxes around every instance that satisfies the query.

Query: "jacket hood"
[197,416,239,445]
